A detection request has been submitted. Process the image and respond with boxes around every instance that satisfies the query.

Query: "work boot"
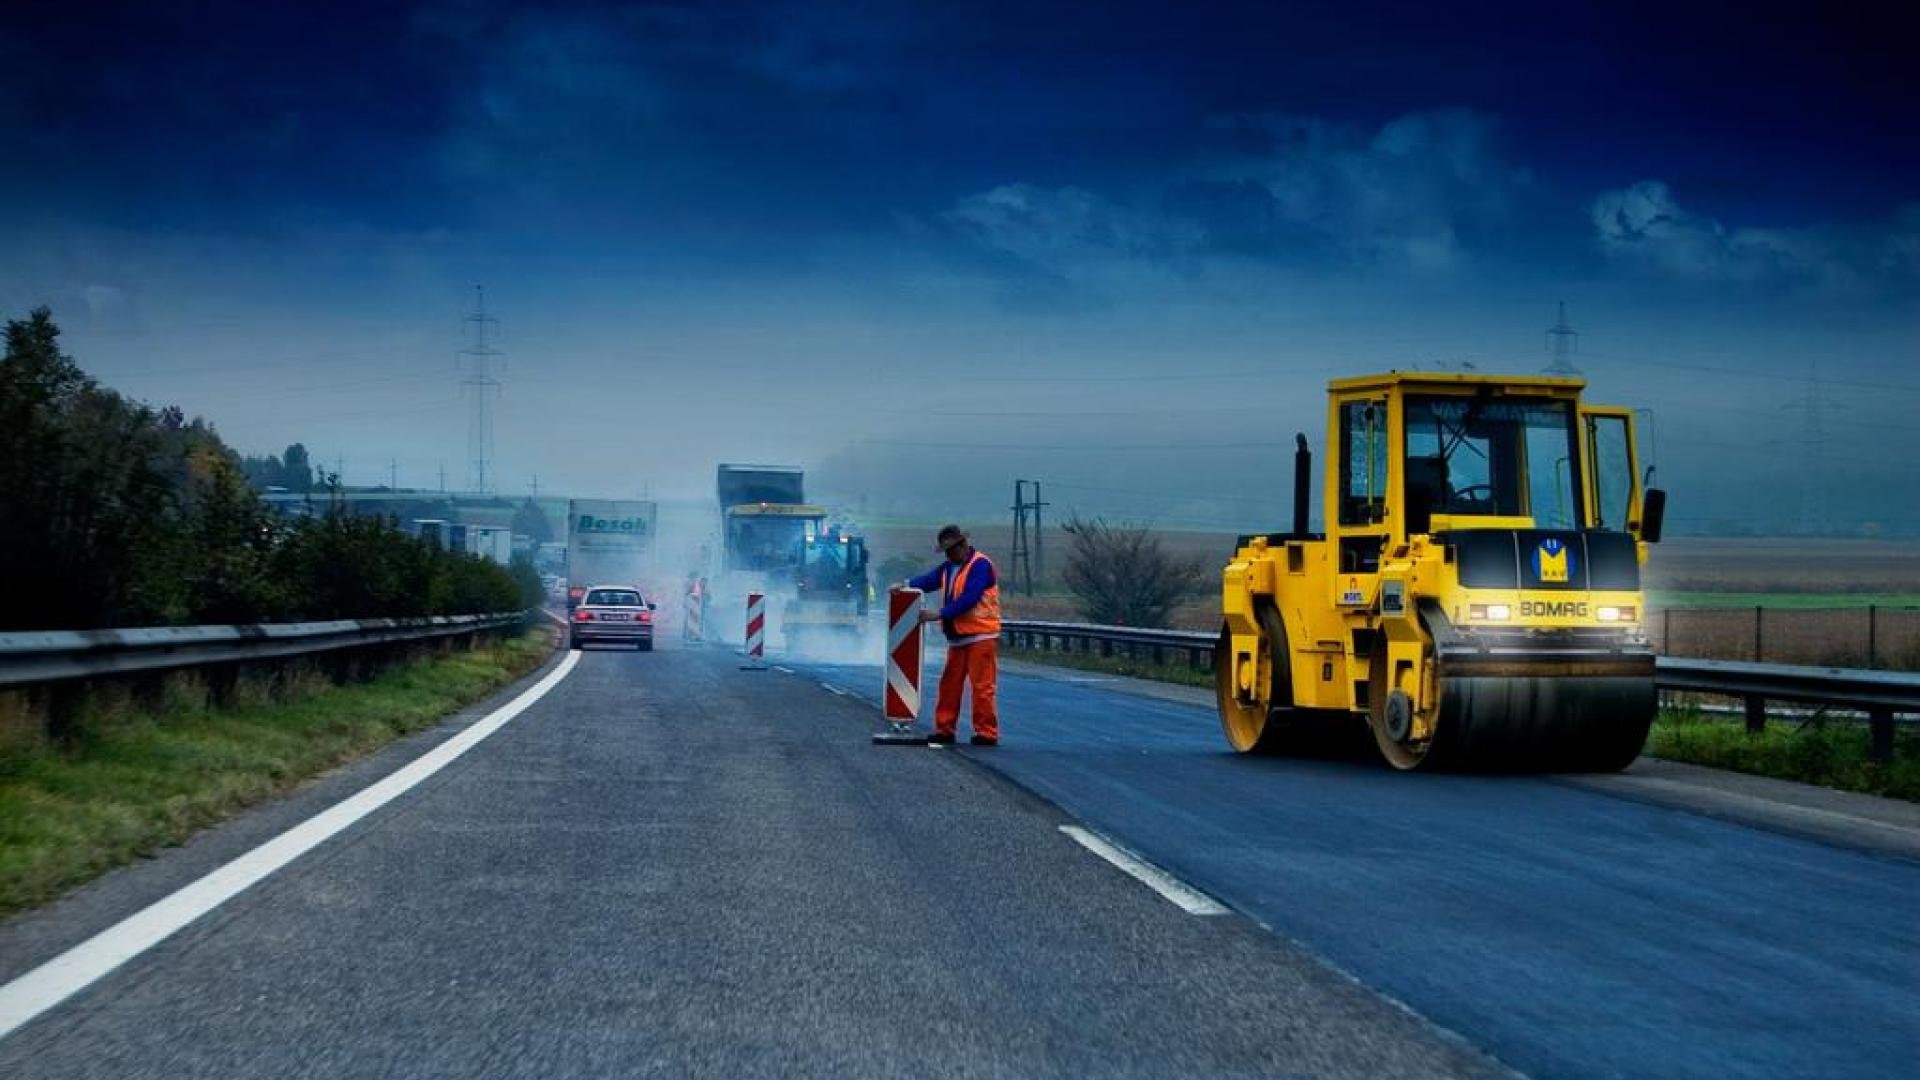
[927,732,956,745]
[969,734,998,747]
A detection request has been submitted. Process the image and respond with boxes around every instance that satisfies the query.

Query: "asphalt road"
[792,651,1920,1080]
[0,642,1506,1080]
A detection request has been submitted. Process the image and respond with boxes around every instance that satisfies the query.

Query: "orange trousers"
[934,639,999,739]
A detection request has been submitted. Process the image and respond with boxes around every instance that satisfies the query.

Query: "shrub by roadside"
[1648,709,1919,801]
[0,628,553,918]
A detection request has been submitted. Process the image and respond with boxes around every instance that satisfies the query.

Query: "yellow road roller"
[1218,372,1667,771]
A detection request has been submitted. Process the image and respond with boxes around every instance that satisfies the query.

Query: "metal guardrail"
[1002,620,1920,761]
[0,612,528,689]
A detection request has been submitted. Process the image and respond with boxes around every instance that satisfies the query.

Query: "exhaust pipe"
[1293,433,1311,536]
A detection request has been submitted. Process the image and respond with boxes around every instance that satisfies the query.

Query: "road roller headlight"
[1596,606,1635,622]
[1470,603,1512,621]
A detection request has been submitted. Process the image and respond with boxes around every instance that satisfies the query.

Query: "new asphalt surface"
[793,649,1920,1080]
[0,642,1507,1079]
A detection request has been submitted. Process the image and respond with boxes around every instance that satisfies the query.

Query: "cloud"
[942,108,1530,277]
[1590,180,1920,289]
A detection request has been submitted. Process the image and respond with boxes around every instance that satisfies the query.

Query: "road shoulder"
[1002,656,1920,860]
[0,638,571,984]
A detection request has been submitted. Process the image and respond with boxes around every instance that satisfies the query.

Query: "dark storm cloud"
[1,1,1915,531]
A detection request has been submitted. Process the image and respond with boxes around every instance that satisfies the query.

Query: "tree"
[281,443,313,492]
[512,498,553,545]
[1059,515,1206,627]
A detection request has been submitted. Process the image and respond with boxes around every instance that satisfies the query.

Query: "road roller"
[1217,372,1669,771]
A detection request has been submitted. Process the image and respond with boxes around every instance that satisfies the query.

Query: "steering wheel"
[1448,484,1495,511]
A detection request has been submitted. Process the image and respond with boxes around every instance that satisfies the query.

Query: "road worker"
[904,524,1001,746]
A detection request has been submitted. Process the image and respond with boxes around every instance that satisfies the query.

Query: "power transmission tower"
[1010,481,1032,595]
[1009,479,1050,595]
[530,475,540,498]
[1781,367,1837,535]
[388,458,399,490]
[1544,302,1581,375]
[459,285,505,495]
[437,462,447,493]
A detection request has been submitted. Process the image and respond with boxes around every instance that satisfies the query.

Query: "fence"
[1652,606,1920,670]
[0,612,528,689]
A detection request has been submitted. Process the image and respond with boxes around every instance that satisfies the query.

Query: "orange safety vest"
[945,551,1002,638]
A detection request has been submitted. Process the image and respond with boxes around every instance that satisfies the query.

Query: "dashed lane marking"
[1059,825,1229,916]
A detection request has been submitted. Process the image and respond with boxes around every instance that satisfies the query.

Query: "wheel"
[1369,644,1443,770]
[1216,604,1295,753]
[637,639,654,652]
[569,635,583,650]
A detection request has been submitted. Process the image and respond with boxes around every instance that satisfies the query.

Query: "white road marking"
[1059,825,1229,916]
[0,649,583,1042]
[773,665,794,674]
[819,682,849,696]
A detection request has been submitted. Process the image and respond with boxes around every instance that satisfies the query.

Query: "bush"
[1059,515,1205,627]
[0,308,527,629]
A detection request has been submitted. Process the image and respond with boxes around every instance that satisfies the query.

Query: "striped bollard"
[740,591,767,669]
[874,587,926,745]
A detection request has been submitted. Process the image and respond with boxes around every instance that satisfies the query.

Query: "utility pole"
[1010,481,1032,595]
[1544,301,1581,376]
[437,462,447,494]
[1009,479,1051,595]
[459,285,505,495]
[530,475,540,498]
[1033,480,1046,585]
[388,458,399,490]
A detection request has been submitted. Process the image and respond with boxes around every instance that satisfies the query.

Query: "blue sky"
[3,1,1916,531]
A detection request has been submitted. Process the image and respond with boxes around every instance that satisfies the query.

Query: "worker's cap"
[935,524,968,551]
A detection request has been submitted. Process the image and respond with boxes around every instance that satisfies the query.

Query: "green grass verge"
[0,629,552,918]
[1647,709,1919,801]
[1648,591,1920,610]
[1003,645,1213,688]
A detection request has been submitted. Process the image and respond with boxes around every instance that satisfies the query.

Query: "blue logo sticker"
[1535,538,1572,583]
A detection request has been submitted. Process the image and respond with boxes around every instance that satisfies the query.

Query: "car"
[569,585,656,651]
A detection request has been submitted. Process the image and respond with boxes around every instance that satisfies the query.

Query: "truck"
[715,465,869,648]
[566,499,659,608]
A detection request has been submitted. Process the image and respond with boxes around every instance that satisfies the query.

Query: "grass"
[0,629,552,918]
[1647,709,1919,801]
[1003,644,1214,689]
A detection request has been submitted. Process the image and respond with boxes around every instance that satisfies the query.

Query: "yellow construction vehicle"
[1217,372,1668,771]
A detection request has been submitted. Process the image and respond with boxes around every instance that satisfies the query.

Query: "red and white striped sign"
[885,587,923,721]
[744,592,766,661]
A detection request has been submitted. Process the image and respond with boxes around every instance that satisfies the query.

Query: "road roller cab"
[1219,372,1668,770]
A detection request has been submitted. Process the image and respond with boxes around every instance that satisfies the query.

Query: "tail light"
[638,611,651,622]
[573,609,594,622]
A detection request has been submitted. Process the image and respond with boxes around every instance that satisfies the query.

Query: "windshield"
[584,589,642,607]
[1404,395,1582,529]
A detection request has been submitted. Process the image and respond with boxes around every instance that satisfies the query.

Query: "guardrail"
[1002,619,1920,761]
[0,612,528,689]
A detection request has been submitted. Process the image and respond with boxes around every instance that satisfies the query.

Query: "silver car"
[568,586,656,651]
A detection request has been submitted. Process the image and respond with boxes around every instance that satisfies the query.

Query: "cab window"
[1586,414,1635,531]
[1338,399,1388,526]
